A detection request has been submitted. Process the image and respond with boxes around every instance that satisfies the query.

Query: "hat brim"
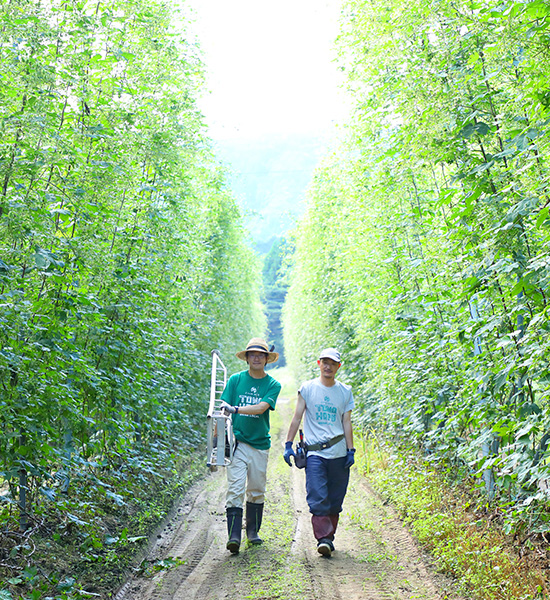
[236,350,279,364]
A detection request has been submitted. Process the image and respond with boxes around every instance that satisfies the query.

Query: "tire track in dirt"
[289,464,421,600]
[114,396,465,600]
[114,473,237,600]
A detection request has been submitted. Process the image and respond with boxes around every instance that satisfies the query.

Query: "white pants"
[226,442,269,508]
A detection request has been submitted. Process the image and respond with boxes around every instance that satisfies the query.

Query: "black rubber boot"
[226,507,243,554]
[246,502,264,545]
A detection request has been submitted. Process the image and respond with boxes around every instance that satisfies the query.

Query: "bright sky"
[183,0,349,141]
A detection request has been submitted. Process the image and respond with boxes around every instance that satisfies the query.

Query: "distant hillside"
[214,132,330,250]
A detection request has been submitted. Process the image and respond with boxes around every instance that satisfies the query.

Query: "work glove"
[283,441,296,466]
[220,401,236,414]
[344,448,355,469]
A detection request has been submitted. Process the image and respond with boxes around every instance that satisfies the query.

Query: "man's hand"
[220,401,236,414]
[344,448,355,468]
[283,441,296,466]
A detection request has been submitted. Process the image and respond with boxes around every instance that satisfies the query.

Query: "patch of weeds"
[135,556,185,577]
[358,549,398,564]
[347,506,376,532]
[374,572,396,593]
[246,565,310,600]
[358,435,547,600]
[244,535,310,600]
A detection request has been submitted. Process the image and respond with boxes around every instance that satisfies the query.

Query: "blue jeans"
[305,455,350,516]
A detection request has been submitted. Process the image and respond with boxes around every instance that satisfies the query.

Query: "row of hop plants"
[284,0,550,537]
[0,0,264,537]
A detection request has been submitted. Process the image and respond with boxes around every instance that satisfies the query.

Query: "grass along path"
[359,436,548,600]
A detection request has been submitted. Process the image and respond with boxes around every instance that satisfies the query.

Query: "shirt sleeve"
[263,378,281,410]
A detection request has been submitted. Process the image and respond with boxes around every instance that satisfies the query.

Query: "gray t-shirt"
[298,378,354,459]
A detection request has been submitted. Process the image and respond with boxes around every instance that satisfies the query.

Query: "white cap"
[318,348,341,362]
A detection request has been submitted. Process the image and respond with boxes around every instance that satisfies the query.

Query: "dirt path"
[114,397,465,600]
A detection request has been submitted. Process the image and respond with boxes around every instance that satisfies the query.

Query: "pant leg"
[311,515,335,540]
[327,456,350,514]
[226,444,247,509]
[245,445,269,504]
[305,455,330,515]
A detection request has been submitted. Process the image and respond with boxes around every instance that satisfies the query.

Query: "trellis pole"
[470,297,497,498]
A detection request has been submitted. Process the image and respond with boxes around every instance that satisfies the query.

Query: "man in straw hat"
[220,337,281,554]
[284,347,355,558]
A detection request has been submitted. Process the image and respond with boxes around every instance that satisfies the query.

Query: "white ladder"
[206,350,235,471]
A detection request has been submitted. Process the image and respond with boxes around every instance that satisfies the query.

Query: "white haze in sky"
[183,0,349,141]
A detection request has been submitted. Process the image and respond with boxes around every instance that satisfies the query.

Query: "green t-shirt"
[221,370,281,450]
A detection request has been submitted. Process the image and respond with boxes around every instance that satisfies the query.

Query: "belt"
[305,434,345,452]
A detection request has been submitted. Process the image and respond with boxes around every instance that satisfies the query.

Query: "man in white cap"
[220,338,281,554]
[284,347,355,557]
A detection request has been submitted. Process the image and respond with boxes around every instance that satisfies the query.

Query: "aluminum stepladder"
[206,350,236,471]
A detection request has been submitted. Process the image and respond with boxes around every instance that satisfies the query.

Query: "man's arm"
[285,392,306,443]
[343,410,354,449]
[237,401,271,416]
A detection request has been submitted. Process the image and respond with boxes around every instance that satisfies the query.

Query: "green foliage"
[1,444,203,599]
[136,556,186,578]
[0,0,264,592]
[284,0,550,536]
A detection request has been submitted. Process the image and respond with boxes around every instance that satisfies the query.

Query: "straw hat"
[236,338,279,364]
